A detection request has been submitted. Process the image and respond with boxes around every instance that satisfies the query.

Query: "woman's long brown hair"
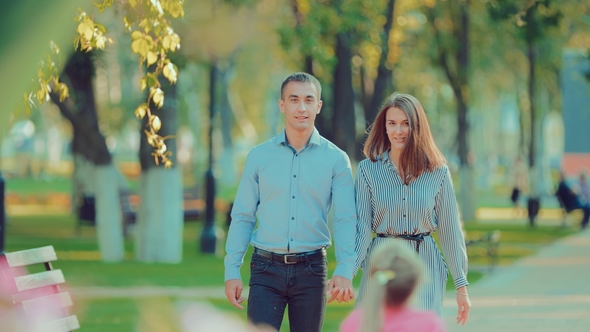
[363,92,446,184]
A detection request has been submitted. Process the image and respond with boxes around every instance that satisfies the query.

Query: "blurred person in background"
[509,156,528,217]
[354,93,470,325]
[556,172,590,230]
[340,241,446,332]
[575,172,590,206]
[224,72,356,331]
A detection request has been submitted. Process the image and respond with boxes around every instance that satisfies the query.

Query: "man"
[224,72,356,331]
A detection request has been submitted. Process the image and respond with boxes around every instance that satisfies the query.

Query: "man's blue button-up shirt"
[224,128,357,281]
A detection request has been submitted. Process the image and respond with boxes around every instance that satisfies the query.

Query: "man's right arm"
[224,151,259,282]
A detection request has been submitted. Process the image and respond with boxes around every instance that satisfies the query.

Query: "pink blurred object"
[1,246,80,331]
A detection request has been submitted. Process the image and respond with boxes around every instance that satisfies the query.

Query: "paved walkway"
[441,228,590,332]
[65,214,589,331]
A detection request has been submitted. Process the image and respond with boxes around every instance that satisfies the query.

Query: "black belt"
[377,233,431,252]
[253,247,326,264]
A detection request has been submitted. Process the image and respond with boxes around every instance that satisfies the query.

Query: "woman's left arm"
[434,166,471,323]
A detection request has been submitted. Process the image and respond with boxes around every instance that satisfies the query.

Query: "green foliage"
[488,0,562,43]
[20,0,186,167]
[276,0,385,79]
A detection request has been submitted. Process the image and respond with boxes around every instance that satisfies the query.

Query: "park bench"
[0,245,80,331]
[76,187,205,237]
[465,230,501,272]
[120,187,204,236]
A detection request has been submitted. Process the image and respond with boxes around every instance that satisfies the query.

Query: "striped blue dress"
[354,152,468,315]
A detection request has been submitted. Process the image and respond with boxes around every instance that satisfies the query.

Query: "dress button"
[292,196,295,199]
[291,217,294,220]
[293,175,297,178]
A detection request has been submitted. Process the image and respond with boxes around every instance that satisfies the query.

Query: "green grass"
[2,212,577,331]
[4,177,72,195]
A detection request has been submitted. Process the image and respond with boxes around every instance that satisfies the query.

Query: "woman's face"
[385,107,410,152]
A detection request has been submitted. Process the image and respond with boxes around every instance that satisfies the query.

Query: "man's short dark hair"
[280,72,322,100]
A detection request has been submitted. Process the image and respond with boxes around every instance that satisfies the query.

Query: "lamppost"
[200,61,218,253]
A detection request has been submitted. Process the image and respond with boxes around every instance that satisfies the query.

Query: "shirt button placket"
[403,185,409,219]
[288,152,300,251]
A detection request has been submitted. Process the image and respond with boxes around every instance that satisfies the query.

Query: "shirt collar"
[378,150,390,164]
[275,127,321,148]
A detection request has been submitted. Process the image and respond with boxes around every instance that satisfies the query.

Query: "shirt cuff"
[333,264,354,281]
[453,276,469,289]
[224,268,242,282]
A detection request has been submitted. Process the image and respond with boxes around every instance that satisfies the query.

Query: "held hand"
[455,287,471,326]
[225,279,245,310]
[326,276,354,303]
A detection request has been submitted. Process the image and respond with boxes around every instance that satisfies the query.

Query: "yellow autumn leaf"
[139,19,151,32]
[147,51,158,66]
[146,73,159,88]
[77,19,94,40]
[131,35,153,57]
[96,35,106,49]
[145,130,155,145]
[59,83,69,102]
[152,88,164,108]
[139,77,147,91]
[162,33,180,51]
[36,89,45,104]
[131,30,143,40]
[135,103,148,119]
[95,22,108,34]
[166,2,184,18]
[162,62,178,84]
[151,115,162,132]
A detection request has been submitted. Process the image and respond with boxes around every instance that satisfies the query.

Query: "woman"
[354,93,470,325]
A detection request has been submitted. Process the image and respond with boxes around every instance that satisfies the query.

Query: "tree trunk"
[526,39,540,226]
[366,0,396,124]
[135,75,183,263]
[331,32,356,156]
[51,51,124,261]
[430,1,476,221]
[527,41,536,170]
[218,60,236,187]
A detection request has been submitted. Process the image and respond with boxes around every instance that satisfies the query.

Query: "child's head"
[369,241,423,308]
[360,241,424,332]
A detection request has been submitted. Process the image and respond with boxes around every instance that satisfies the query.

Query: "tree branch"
[49,92,79,126]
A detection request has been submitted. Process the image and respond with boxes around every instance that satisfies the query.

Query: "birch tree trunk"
[135,76,183,263]
[51,51,124,261]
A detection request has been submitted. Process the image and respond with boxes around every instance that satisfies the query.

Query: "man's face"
[279,82,322,133]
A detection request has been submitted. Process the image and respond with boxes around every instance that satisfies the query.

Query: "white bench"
[0,245,80,331]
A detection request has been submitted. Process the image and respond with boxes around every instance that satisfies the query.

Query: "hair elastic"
[374,270,396,285]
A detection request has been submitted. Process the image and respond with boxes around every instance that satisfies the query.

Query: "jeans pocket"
[307,258,327,277]
[250,256,270,274]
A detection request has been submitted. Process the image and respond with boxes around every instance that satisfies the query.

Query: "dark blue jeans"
[247,252,327,331]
